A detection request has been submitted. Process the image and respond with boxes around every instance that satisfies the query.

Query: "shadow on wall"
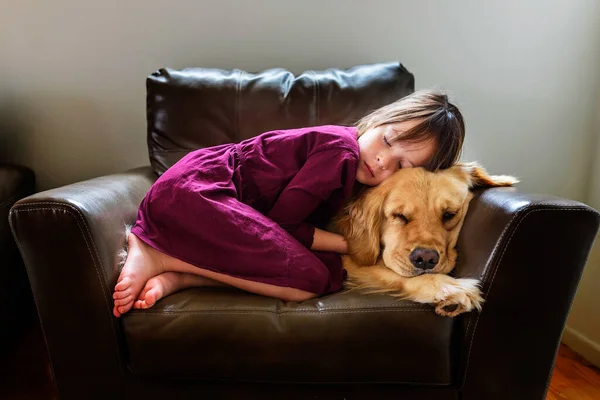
[563,235,600,368]
[0,94,31,165]
[0,91,145,191]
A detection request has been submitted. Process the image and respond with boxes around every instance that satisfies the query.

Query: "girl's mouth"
[365,161,375,178]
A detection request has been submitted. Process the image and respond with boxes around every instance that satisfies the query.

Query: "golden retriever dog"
[332,162,517,317]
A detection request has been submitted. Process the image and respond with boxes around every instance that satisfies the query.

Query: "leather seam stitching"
[127,308,433,316]
[123,304,430,312]
[9,203,125,372]
[460,206,594,391]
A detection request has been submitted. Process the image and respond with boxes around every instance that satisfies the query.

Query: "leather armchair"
[9,63,599,400]
[1,164,35,347]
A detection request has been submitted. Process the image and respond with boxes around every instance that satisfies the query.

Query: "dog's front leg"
[342,256,406,291]
[401,274,484,317]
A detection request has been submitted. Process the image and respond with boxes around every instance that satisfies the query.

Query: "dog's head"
[342,162,517,277]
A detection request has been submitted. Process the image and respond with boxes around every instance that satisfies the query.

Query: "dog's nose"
[409,248,439,270]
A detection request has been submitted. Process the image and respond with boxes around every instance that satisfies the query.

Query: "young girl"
[112,89,465,318]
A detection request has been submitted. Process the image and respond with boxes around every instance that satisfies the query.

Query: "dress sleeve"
[266,148,356,249]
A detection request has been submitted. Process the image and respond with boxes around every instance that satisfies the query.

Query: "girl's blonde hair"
[355,89,465,171]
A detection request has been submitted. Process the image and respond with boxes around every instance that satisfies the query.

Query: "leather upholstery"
[8,63,600,400]
[454,189,600,399]
[123,289,453,384]
[146,63,414,175]
[9,167,156,397]
[0,164,35,347]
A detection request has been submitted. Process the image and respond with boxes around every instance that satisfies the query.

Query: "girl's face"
[356,120,437,186]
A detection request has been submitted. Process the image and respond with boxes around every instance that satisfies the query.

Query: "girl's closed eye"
[384,136,403,169]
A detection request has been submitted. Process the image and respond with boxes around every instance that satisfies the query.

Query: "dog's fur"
[331,162,517,317]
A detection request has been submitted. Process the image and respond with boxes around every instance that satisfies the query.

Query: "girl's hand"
[312,228,348,254]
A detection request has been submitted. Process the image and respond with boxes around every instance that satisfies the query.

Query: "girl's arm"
[266,148,356,250]
[312,228,348,254]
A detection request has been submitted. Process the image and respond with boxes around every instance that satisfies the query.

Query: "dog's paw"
[434,278,484,317]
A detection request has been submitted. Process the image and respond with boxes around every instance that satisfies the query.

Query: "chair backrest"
[146,62,415,175]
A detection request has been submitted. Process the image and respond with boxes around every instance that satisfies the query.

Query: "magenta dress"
[131,125,360,295]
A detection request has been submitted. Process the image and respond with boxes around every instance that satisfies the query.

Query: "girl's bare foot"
[112,233,166,318]
[132,272,224,310]
[113,231,318,314]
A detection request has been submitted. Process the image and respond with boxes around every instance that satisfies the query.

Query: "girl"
[112,89,465,318]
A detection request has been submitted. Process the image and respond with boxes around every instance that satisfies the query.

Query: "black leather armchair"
[9,63,599,400]
[1,164,35,347]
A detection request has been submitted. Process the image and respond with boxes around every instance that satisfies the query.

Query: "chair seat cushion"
[122,288,454,385]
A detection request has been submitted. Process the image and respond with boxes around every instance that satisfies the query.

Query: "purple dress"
[131,125,360,295]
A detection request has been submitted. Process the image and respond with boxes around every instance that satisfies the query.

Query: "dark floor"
[0,316,57,400]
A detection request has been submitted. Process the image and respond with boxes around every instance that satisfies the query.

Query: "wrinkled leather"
[9,167,156,398]
[123,289,453,384]
[146,62,414,175]
[8,63,600,400]
[1,164,35,347]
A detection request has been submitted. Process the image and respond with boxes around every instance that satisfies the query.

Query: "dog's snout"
[409,248,439,270]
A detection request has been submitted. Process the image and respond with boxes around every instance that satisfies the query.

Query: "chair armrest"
[9,166,156,398]
[454,187,600,400]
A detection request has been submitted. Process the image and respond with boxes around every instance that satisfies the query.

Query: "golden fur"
[331,162,518,317]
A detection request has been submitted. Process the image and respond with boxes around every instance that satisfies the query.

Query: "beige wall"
[2,0,600,363]
[564,85,600,367]
[2,0,599,197]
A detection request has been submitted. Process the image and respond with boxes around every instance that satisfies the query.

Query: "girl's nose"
[376,155,387,170]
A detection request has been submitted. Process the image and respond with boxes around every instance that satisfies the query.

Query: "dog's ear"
[454,162,519,189]
[344,187,385,266]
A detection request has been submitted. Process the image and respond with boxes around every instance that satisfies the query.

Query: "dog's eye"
[442,212,456,222]
[392,213,409,223]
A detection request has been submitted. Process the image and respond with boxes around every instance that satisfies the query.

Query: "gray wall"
[564,82,600,367]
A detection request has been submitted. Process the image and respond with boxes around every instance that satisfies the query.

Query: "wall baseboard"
[562,326,600,368]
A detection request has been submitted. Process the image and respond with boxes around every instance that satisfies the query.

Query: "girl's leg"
[113,232,318,317]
